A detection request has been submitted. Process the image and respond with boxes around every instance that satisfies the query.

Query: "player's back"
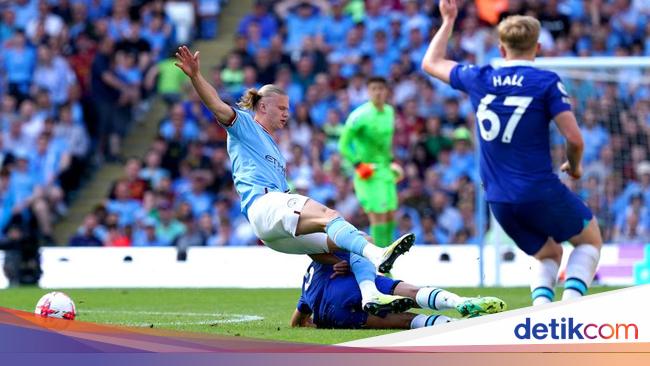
[450,61,572,203]
[296,254,364,328]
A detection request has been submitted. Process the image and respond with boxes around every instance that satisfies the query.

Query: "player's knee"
[323,207,340,221]
[571,218,603,249]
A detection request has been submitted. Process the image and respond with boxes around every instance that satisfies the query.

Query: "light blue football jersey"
[226,109,290,218]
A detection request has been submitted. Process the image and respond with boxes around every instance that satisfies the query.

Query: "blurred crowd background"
[0,0,649,252]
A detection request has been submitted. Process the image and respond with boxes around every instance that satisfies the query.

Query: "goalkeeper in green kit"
[339,77,404,248]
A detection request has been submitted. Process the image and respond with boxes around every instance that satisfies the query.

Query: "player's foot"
[363,294,414,317]
[456,296,507,318]
[378,233,415,273]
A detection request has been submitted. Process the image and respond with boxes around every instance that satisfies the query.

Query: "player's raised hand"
[174,45,200,78]
[439,0,458,22]
[561,161,582,180]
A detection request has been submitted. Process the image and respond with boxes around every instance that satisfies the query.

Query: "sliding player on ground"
[421,0,602,305]
[290,253,506,329]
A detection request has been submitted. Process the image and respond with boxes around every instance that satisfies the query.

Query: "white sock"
[530,258,560,306]
[359,280,381,304]
[410,314,454,329]
[362,244,384,267]
[415,288,462,310]
[562,244,600,300]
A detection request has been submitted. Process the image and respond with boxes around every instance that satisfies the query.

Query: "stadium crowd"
[40,0,650,247]
[0,0,221,253]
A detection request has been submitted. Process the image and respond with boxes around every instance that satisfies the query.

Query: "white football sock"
[415,287,462,310]
[362,244,384,267]
[359,280,381,304]
[410,314,454,329]
[530,258,560,306]
[562,244,600,300]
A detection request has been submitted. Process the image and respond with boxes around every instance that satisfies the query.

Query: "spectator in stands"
[159,103,201,144]
[26,0,64,41]
[54,103,90,191]
[173,215,206,248]
[109,158,150,202]
[0,8,16,43]
[395,211,423,244]
[155,201,185,246]
[105,179,143,228]
[141,13,172,61]
[69,213,104,247]
[91,37,126,161]
[3,31,36,102]
[420,211,438,245]
[237,0,278,41]
[318,0,353,51]
[582,110,610,164]
[132,217,163,246]
[139,150,169,189]
[449,128,476,186]
[613,210,649,244]
[180,173,213,218]
[275,0,327,53]
[145,48,189,106]
[430,190,462,244]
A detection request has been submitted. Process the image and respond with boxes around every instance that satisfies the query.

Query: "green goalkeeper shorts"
[353,165,398,214]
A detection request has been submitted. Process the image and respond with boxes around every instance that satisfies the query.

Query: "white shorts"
[247,192,329,255]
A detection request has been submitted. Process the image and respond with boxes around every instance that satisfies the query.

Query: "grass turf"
[0,286,619,344]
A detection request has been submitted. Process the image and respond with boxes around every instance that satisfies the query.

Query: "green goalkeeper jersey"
[339,102,395,166]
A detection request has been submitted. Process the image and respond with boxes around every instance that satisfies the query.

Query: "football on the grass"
[34,292,76,320]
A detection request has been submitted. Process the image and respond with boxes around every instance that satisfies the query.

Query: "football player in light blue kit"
[174,46,415,314]
[421,0,603,305]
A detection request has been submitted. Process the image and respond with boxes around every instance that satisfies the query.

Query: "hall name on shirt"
[493,74,524,87]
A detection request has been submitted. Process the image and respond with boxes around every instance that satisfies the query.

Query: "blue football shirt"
[450,60,572,203]
[225,109,290,217]
[296,261,332,325]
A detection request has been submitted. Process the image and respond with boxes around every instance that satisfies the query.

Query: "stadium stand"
[4,0,644,248]
[0,0,223,254]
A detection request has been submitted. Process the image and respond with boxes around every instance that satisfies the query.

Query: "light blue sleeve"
[225,108,258,139]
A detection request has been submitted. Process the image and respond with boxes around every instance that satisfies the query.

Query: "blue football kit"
[296,252,400,329]
[449,60,592,254]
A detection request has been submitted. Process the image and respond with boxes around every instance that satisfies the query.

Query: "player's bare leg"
[295,199,414,271]
[563,217,602,300]
[530,238,563,305]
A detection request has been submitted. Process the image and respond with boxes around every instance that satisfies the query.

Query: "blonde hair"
[497,15,541,55]
[237,84,287,111]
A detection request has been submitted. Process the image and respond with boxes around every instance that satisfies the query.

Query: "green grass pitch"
[0,287,619,344]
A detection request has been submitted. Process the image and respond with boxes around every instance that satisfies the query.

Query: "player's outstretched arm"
[554,111,585,179]
[421,0,459,83]
[174,45,235,124]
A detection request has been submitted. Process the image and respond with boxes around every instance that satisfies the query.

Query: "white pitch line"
[81,309,257,317]
[79,309,264,326]
[99,317,263,327]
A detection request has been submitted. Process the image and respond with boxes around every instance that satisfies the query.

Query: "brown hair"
[237,84,287,111]
[497,15,540,55]
[367,76,388,86]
